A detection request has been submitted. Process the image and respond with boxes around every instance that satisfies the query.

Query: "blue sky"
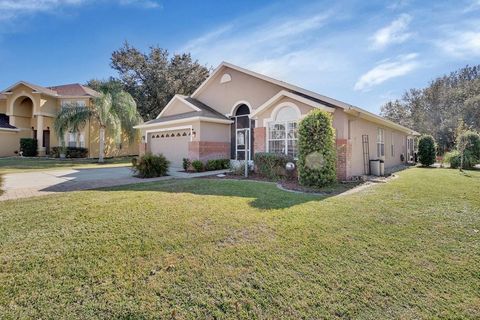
[1,0,479,114]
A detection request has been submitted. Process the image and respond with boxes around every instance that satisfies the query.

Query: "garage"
[148,129,191,167]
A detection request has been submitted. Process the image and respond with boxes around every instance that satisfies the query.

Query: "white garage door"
[149,129,190,167]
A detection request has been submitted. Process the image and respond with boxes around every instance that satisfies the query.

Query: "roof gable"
[1,81,58,97]
[191,61,419,135]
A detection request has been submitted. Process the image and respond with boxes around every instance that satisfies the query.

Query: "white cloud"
[119,0,161,9]
[0,0,160,22]
[182,11,334,77]
[0,0,85,17]
[354,53,419,91]
[439,30,480,57]
[370,14,412,49]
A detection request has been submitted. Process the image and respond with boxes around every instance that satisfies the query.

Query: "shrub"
[205,159,230,171]
[51,147,88,158]
[20,138,38,157]
[182,158,191,171]
[456,130,480,169]
[417,135,436,167]
[254,152,294,179]
[132,152,169,178]
[191,160,204,172]
[443,150,461,168]
[297,110,337,187]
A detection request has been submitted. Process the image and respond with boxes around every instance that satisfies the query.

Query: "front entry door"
[43,130,50,155]
[236,128,250,160]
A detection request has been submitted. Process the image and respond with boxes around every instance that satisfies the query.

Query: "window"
[61,100,86,110]
[268,106,298,158]
[348,120,352,140]
[79,133,85,148]
[391,132,395,157]
[377,128,385,158]
[68,132,76,148]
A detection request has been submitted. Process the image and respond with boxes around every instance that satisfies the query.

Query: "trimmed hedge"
[297,110,337,187]
[205,159,230,171]
[418,135,436,167]
[191,160,204,172]
[20,138,38,157]
[132,152,169,178]
[51,147,88,158]
[254,152,294,179]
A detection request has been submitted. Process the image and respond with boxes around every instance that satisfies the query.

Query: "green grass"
[0,168,479,319]
[0,156,133,174]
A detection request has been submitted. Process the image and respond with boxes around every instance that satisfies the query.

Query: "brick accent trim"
[253,127,266,154]
[336,139,351,181]
[188,141,230,161]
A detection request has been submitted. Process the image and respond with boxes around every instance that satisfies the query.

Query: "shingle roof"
[0,114,16,129]
[143,97,229,125]
[48,83,101,97]
[1,81,100,98]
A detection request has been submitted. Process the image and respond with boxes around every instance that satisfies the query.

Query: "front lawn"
[0,168,479,318]
[0,156,134,174]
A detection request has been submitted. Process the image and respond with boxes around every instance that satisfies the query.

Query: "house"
[134,62,419,180]
[0,81,138,158]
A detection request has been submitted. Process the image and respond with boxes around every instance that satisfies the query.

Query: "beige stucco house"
[0,81,137,158]
[135,62,419,180]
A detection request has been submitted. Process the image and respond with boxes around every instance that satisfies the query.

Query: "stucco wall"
[0,99,6,114]
[88,119,139,158]
[348,117,407,176]
[198,122,230,142]
[0,130,33,157]
[254,96,319,125]
[161,98,195,117]
[195,66,284,115]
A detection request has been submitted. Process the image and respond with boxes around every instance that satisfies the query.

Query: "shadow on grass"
[101,178,328,210]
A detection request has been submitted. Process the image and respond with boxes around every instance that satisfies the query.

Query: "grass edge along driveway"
[0,168,479,319]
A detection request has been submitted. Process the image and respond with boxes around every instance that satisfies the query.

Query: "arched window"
[268,105,299,158]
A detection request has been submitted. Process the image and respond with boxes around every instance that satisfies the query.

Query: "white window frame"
[377,128,385,158]
[267,120,298,158]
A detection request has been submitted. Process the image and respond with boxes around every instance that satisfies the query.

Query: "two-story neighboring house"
[0,81,138,157]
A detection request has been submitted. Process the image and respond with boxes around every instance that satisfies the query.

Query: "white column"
[36,115,45,156]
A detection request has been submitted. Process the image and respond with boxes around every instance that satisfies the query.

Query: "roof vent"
[220,73,232,84]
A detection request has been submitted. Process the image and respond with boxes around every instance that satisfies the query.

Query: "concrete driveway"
[0,166,227,201]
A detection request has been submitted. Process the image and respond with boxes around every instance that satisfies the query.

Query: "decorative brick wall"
[253,127,266,154]
[188,141,230,161]
[139,142,146,156]
[336,139,351,181]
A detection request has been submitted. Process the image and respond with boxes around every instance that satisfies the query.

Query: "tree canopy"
[380,65,480,153]
[110,42,210,120]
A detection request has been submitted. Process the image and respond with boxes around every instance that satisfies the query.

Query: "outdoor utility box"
[379,160,385,176]
[370,159,381,176]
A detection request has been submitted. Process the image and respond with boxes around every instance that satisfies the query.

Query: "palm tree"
[54,91,142,163]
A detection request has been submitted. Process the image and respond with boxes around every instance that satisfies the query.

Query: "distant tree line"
[88,42,210,121]
[381,65,480,153]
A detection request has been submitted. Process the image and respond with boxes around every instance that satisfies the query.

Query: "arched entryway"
[10,96,33,128]
[231,104,252,160]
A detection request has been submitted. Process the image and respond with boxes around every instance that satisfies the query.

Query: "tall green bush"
[298,110,336,187]
[20,138,38,157]
[417,135,436,166]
